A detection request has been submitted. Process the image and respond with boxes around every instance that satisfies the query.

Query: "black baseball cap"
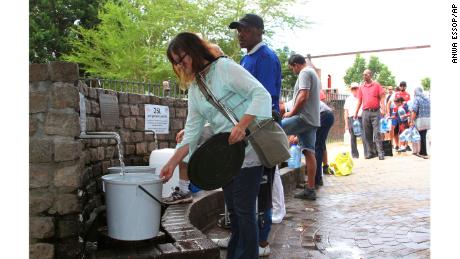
[229,14,264,30]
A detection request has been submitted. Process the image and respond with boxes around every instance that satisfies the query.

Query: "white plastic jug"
[149,148,179,198]
[101,172,163,241]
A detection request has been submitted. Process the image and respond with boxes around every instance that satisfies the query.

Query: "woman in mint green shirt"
[160,32,272,258]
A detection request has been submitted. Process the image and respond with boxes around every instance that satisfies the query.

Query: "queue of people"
[345,78,431,160]
[158,13,430,259]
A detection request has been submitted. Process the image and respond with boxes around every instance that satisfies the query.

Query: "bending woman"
[160,32,272,259]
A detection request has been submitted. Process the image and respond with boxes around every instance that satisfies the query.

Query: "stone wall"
[29,62,188,259]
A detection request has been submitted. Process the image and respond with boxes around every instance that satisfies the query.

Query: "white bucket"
[101,172,163,241]
[149,148,179,198]
[108,166,155,175]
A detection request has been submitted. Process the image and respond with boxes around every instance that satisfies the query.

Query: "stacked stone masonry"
[29,62,188,259]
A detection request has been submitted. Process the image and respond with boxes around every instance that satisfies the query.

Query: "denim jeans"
[281,115,317,154]
[315,110,334,184]
[223,166,263,259]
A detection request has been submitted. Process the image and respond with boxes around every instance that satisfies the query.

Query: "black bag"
[382,140,393,156]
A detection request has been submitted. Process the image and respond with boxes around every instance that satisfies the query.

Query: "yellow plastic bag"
[330,152,354,176]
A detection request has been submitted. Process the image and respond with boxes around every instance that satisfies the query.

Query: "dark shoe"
[365,154,377,159]
[394,146,399,150]
[323,165,334,175]
[406,146,412,151]
[163,187,193,205]
[217,215,231,229]
[294,188,316,200]
[379,155,385,160]
[315,178,323,189]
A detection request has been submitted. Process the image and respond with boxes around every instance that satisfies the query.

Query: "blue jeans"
[281,115,317,154]
[315,110,334,184]
[223,166,263,259]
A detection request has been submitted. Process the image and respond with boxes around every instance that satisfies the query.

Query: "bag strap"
[195,60,239,127]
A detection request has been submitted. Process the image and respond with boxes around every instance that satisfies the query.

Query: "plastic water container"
[149,148,179,198]
[411,128,421,142]
[288,144,301,168]
[398,107,407,121]
[400,128,412,142]
[101,172,163,240]
[352,120,362,136]
[379,118,390,133]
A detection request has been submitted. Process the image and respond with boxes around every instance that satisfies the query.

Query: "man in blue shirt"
[211,13,281,257]
[230,14,282,113]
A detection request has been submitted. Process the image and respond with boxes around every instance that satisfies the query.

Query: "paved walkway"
[206,142,430,258]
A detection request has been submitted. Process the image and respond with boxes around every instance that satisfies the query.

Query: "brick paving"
[206,143,430,258]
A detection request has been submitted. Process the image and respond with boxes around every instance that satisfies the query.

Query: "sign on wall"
[145,104,169,134]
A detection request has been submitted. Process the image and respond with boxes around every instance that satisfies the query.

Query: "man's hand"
[283,111,294,119]
[176,129,185,143]
[288,135,298,145]
[353,112,358,120]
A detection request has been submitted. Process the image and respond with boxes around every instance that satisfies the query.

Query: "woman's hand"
[159,145,189,183]
[160,161,178,183]
[176,129,185,143]
[228,124,246,145]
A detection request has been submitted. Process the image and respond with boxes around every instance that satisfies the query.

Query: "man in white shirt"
[344,82,368,158]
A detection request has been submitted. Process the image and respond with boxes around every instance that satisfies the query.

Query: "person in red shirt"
[394,81,410,103]
[354,69,386,160]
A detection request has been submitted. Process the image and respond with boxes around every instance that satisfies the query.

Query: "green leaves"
[29,0,104,63]
[421,77,430,91]
[344,54,366,86]
[343,54,396,88]
[60,0,308,81]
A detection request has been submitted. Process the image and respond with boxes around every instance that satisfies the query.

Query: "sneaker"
[397,147,407,152]
[394,146,399,150]
[294,188,316,200]
[323,165,334,175]
[211,236,230,248]
[217,216,231,229]
[162,187,193,205]
[406,146,412,151]
[378,154,385,160]
[259,244,271,256]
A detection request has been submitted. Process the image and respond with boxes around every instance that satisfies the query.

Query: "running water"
[113,133,126,176]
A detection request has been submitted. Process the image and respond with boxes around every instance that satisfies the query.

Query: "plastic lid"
[101,173,162,184]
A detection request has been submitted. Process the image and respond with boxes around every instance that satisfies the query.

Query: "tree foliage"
[63,0,308,81]
[275,46,296,90]
[421,77,430,91]
[343,54,396,87]
[30,0,105,63]
[343,54,366,86]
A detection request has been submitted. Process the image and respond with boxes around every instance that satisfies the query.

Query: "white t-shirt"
[344,95,362,117]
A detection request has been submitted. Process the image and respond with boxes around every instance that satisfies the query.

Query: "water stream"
[113,133,126,176]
